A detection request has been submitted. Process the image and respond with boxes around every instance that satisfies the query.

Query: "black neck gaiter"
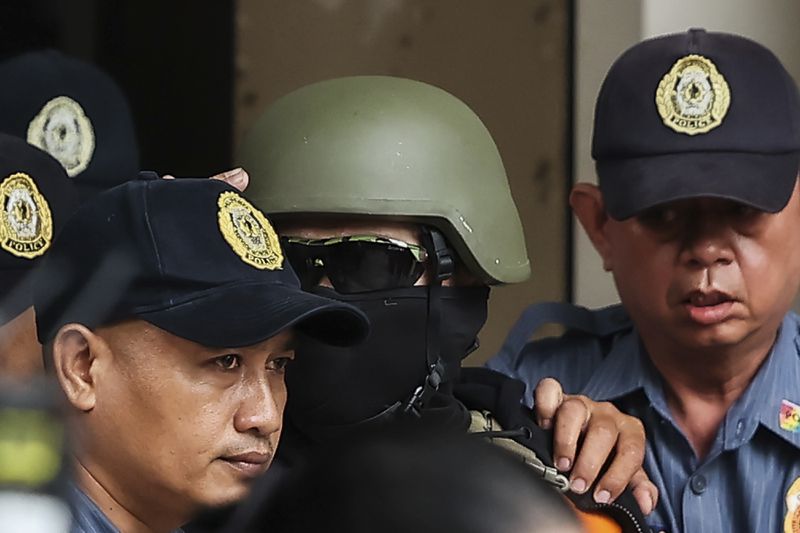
[285,285,489,443]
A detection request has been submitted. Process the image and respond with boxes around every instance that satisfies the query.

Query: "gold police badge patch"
[27,96,95,177]
[0,173,53,259]
[656,54,731,135]
[785,477,800,533]
[218,191,283,270]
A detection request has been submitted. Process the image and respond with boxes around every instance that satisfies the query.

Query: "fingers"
[552,395,590,475]
[551,396,649,510]
[163,168,249,190]
[568,404,618,497]
[629,468,658,516]
[533,377,564,430]
[211,167,249,191]
[584,415,645,504]
[537,381,650,510]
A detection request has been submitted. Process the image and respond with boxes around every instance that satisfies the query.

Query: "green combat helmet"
[238,75,529,284]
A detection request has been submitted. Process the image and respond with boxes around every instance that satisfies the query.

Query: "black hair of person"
[221,423,580,533]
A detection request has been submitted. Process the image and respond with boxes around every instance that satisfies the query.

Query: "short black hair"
[222,423,579,533]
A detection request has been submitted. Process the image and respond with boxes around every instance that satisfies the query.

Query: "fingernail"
[225,167,243,177]
[643,493,654,515]
[556,457,571,471]
[570,478,587,493]
[594,489,611,504]
[230,172,246,186]
[540,418,552,430]
[635,490,654,515]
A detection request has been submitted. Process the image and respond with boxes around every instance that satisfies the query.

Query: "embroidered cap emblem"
[27,96,95,177]
[218,191,283,270]
[0,173,53,259]
[656,54,731,135]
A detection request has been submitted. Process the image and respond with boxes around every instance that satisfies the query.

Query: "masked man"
[239,76,656,531]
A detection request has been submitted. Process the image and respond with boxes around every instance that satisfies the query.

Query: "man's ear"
[570,183,614,271]
[51,324,109,412]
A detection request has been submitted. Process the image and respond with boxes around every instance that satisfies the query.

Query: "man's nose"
[678,214,735,268]
[233,375,284,437]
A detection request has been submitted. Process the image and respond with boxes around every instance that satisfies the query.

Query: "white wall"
[643,0,800,71]
[572,0,640,307]
[574,0,800,308]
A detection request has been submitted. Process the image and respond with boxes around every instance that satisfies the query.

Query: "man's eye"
[214,354,241,371]
[637,205,678,228]
[730,203,758,219]
[267,355,294,373]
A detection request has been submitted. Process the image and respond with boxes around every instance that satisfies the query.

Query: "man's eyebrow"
[280,334,297,353]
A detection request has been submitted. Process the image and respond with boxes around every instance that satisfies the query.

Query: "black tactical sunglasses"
[281,235,429,293]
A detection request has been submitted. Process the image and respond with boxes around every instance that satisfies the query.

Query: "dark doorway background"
[0,0,235,176]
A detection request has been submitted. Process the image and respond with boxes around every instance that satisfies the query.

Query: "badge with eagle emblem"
[0,173,53,259]
[217,191,283,270]
[656,54,730,135]
[27,96,95,177]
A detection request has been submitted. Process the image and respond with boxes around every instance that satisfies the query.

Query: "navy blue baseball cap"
[592,29,800,220]
[0,50,139,200]
[33,176,369,347]
[0,133,79,324]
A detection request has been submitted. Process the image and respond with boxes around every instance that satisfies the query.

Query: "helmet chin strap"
[403,227,454,417]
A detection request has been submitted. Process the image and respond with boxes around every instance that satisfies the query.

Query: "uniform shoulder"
[486,302,633,399]
[784,311,800,348]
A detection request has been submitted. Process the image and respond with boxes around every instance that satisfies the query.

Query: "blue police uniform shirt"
[487,310,800,533]
[70,483,184,533]
[69,484,117,533]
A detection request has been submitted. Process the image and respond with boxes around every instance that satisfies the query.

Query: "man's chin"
[675,320,753,351]
[194,466,259,510]
[194,482,252,511]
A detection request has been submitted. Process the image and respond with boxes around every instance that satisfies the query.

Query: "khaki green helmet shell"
[238,76,530,284]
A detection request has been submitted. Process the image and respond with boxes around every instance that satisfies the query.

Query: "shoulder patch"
[785,476,800,533]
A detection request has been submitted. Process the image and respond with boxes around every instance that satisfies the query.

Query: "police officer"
[0,50,139,200]
[488,29,800,532]
[239,75,655,530]
[0,49,143,378]
[32,176,368,532]
[0,133,79,378]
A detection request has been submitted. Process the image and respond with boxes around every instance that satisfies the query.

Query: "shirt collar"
[581,327,667,408]
[69,483,186,533]
[69,483,118,533]
[582,312,800,450]
[734,313,800,449]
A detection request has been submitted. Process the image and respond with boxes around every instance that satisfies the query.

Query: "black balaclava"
[283,229,489,445]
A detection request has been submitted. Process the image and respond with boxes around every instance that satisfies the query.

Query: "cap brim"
[75,179,130,203]
[597,151,800,220]
[135,281,369,348]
